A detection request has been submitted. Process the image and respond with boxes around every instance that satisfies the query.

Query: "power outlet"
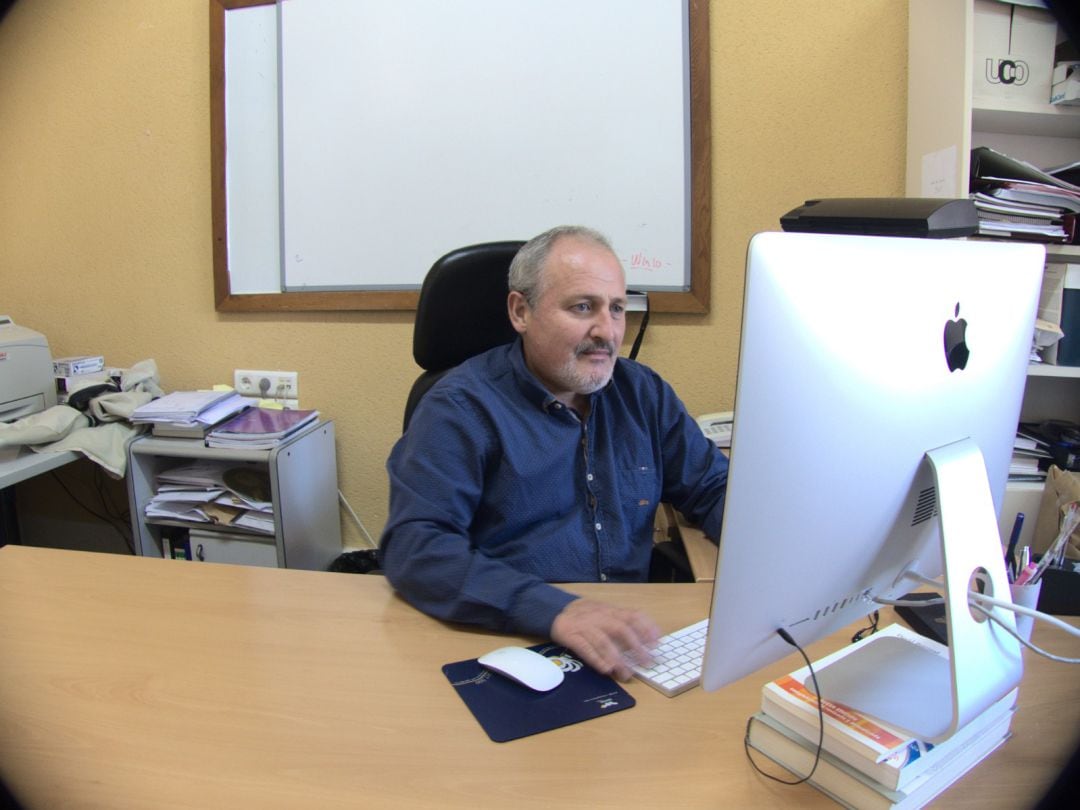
[234,369,299,402]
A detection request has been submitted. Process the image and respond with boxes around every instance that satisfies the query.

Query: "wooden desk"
[1,546,1078,809]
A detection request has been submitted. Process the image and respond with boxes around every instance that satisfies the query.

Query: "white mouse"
[477,646,565,692]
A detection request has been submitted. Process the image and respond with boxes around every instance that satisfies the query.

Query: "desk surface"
[1,546,1078,809]
[0,448,79,490]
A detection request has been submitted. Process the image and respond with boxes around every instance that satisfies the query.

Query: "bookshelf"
[126,420,342,570]
[907,0,1080,545]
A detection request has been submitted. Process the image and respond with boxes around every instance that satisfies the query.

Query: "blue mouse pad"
[443,643,636,742]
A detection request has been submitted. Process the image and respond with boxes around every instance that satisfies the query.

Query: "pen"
[1014,562,1038,587]
[1005,512,1024,581]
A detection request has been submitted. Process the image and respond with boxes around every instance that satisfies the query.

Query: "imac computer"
[701,231,1044,743]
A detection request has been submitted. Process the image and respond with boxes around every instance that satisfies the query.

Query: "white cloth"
[0,359,164,478]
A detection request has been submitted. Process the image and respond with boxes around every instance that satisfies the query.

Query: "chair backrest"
[404,241,525,431]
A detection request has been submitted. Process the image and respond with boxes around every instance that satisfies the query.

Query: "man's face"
[508,236,627,410]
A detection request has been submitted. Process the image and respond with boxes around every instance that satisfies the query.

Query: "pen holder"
[1009,580,1042,643]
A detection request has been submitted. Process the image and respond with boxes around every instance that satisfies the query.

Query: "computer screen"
[701,231,1044,742]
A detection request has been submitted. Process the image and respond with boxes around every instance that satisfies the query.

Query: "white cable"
[873,586,1080,663]
[969,603,1080,664]
[968,590,1080,640]
[338,490,378,549]
[901,571,941,589]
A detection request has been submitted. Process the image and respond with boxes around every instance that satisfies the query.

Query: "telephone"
[696,411,733,448]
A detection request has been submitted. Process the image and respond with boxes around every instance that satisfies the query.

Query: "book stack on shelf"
[746,624,1016,810]
[205,407,319,450]
[969,147,1080,244]
[145,462,274,536]
[131,389,252,438]
[1010,423,1054,482]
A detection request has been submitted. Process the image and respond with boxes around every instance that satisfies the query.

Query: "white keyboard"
[630,618,709,697]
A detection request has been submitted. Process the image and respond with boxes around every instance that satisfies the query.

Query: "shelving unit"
[907,0,1080,546]
[126,420,342,570]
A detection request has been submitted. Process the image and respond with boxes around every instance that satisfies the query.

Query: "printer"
[0,316,57,422]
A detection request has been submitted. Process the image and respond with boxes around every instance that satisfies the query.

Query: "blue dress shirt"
[379,339,728,637]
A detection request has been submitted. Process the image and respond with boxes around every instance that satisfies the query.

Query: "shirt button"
[595,522,602,531]
[600,573,608,582]
[587,473,594,482]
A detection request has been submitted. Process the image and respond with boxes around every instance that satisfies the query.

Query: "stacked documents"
[1009,424,1052,482]
[206,407,319,449]
[132,390,252,436]
[145,462,274,536]
[969,147,1080,244]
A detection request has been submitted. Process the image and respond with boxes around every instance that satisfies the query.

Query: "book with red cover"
[206,407,319,447]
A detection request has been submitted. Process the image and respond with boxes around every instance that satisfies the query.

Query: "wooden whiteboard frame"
[210,0,711,313]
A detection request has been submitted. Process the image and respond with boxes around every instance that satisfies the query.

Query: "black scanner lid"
[780,197,978,239]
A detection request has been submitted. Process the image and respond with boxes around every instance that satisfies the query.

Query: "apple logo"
[943,302,969,372]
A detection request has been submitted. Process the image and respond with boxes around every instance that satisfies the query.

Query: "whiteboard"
[279,0,690,292]
[215,0,707,308]
[224,4,280,295]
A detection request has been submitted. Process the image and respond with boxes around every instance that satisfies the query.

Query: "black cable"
[744,627,825,785]
[92,465,131,527]
[49,469,135,554]
[627,290,649,361]
[852,610,880,643]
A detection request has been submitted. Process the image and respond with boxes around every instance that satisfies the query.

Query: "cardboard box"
[1050,62,1080,105]
[54,371,109,395]
[973,0,1058,105]
[52,355,104,376]
[1053,61,1080,84]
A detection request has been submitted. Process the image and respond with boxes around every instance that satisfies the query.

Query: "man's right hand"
[550,597,661,681]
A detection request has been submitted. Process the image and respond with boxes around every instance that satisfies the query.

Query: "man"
[379,225,728,679]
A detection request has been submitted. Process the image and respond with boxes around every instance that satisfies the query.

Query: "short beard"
[557,339,617,395]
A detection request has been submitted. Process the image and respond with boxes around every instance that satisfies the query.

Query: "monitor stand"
[804,437,1023,743]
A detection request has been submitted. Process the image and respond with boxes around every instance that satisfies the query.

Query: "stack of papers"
[969,147,1080,243]
[1009,423,1054,482]
[145,462,274,536]
[132,390,252,432]
[206,408,320,449]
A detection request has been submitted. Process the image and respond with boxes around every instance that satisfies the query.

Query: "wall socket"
[234,369,299,402]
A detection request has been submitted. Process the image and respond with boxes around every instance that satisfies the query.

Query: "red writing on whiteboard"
[629,252,666,270]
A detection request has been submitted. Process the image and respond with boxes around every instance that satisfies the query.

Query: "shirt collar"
[506,338,616,417]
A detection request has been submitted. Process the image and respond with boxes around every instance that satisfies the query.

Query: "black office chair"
[398,239,693,583]
[403,241,524,432]
[331,242,523,575]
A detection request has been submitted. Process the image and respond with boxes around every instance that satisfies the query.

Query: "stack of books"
[131,390,252,438]
[746,624,1016,809]
[969,146,1080,244]
[145,462,274,536]
[1010,424,1053,482]
[205,407,319,449]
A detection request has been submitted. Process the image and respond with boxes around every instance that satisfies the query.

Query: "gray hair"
[508,225,615,308]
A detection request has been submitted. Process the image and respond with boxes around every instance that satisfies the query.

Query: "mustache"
[574,339,616,357]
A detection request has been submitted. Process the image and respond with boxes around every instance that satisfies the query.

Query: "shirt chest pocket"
[616,465,662,532]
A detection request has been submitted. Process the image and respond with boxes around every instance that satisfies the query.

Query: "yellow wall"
[0,1,908,546]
